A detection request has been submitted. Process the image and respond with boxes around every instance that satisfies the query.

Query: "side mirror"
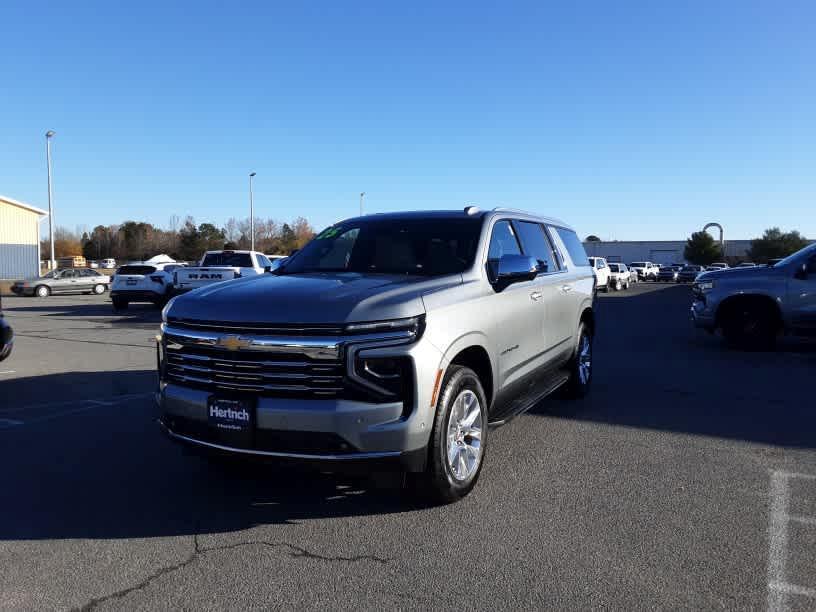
[494,254,538,290]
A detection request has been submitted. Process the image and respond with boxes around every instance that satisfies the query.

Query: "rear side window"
[117,265,156,275]
[514,221,557,273]
[555,227,589,267]
[202,253,253,267]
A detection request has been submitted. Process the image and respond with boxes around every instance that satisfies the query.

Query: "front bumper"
[690,296,716,330]
[158,383,429,471]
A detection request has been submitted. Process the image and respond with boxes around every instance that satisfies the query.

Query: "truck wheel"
[562,323,593,399]
[615,279,622,291]
[419,365,488,504]
[35,285,50,298]
[721,300,779,350]
[112,297,129,311]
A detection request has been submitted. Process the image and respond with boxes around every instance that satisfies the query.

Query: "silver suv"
[692,243,816,348]
[157,208,595,501]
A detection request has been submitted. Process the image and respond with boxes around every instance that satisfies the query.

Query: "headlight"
[161,296,178,322]
[696,280,715,291]
[345,316,424,336]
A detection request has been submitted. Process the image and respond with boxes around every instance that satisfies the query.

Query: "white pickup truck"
[173,250,276,293]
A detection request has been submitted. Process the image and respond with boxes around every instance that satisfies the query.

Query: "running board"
[488,370,570,427]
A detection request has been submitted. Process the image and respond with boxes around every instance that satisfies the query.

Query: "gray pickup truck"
[157,207,595,501]
[692,243,816,348]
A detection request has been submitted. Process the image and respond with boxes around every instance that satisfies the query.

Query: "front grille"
[164,345,345,398]
[166,317,346,336]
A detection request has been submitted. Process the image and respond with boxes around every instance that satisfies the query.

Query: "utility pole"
[45,130,56,269]
[249,172,256,251]
[359,192,365,216]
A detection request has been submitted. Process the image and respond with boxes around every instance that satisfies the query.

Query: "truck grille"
[164,345,345,397]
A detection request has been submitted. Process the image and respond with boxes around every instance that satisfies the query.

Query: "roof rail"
[492,207,532,215]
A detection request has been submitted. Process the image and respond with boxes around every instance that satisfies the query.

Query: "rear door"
[512,220,573,355]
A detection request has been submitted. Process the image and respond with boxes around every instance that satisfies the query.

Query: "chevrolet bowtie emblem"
[217,335,251,351]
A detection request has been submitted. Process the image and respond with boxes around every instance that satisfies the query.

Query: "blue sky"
[1,0,813,241]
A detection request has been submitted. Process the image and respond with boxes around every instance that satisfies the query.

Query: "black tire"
[419,365,488,504]
[721,300,779,350]
[562,323,593,399]
[112,297,129,311]
[35,285,50,298]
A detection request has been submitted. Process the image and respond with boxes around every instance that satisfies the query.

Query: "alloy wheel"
[446,390,483,481]
[578,333,592,385]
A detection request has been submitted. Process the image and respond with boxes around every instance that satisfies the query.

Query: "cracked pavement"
[1,286,815,610]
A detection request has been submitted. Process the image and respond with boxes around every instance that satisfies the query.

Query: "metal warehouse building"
[582,240,752,265]
[0,195,48,279]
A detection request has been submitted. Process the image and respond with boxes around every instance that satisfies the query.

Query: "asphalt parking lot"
[1,284,815,610]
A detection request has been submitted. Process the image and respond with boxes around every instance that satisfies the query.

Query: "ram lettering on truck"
[173,250,276,293]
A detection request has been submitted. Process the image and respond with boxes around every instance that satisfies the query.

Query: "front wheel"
[420,365,488,504]
[614,279,622,291]
[35,285,50,298]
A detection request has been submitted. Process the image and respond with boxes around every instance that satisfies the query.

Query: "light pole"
[359,192,365,216]
[249,172,256,251]
[45,130,56,270]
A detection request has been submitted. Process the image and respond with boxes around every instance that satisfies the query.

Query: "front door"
[788,253,816,331]
[485,219,544,390]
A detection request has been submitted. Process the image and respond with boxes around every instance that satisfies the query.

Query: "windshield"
[773,243,816,268]
[681,266,699,272]
[202,253,253,267]
[631,262,646,267]
[279,217,483,276]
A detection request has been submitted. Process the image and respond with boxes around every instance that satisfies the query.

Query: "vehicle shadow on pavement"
[531,283,816,449]
[0,370,426,542]
[4,301,163,322]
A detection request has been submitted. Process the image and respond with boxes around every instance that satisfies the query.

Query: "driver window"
[60,270,75,278]
[487,220,522,280]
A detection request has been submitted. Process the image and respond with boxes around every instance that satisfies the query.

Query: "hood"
[166,272,462,324]
[696,266,780,282]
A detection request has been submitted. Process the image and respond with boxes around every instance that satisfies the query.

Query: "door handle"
[530,291,543,302]
[560,285,573,293]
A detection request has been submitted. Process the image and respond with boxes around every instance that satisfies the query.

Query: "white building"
[582,240,753,266]
[0,195,48,279]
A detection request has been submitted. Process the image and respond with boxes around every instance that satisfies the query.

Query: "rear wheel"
[93,284,106,295]
[562,323,593,399]
[419,365,487,504]
[35,285,50,298]
[614,279,622,291]
[112,297,129,310]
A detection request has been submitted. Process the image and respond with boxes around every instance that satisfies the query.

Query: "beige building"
[0,195,48,279]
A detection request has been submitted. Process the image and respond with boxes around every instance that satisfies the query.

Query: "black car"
[0,296,12,362]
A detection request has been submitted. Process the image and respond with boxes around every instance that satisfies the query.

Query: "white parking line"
[766,470,816,611]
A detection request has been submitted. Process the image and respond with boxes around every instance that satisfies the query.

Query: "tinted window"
[555,227,590,267]
[117,265,156,275]
[202,253,254,267]
[81,268,99,277]
[281,218,482,276]
[608,264,620,272]
[514,221,556,273]
[487,220,522,261]
[59,270,76,278]
[631,262,646,267]
[807,255,816,274]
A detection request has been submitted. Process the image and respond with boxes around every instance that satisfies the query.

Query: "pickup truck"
[157,207,595,502]
[692,242,816,348]
[587,257,610,291]
[173,250,277,293]
[630,261,659,281]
